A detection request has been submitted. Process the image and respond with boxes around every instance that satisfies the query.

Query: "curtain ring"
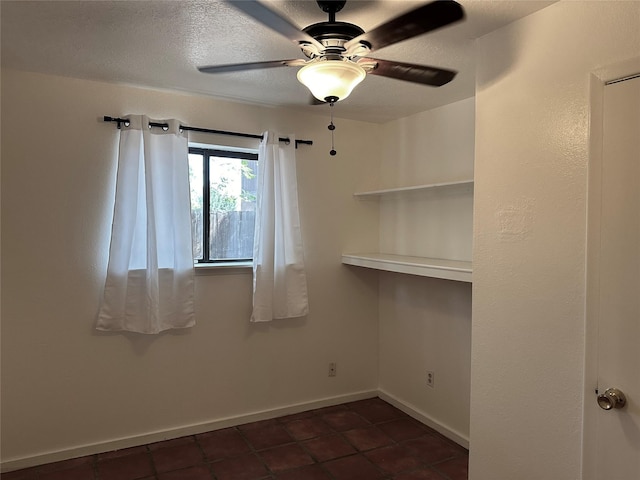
[162,125,169,132]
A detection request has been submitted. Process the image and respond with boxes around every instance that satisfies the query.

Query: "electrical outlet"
[328,362,337,377]
[426,370,435,388]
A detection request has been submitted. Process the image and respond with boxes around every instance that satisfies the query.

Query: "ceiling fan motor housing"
[302,21,365,56]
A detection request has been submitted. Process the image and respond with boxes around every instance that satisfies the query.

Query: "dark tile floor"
[2,397,468,480]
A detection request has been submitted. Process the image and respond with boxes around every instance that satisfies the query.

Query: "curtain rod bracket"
[103,116,131,129]
[103,116,312,148]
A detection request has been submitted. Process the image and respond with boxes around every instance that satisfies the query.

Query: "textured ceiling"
[1,0,554,123]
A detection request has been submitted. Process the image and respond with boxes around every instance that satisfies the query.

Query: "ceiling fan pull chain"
[328,101,337,156]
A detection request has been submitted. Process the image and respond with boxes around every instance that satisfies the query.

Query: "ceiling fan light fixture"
[297,60,366,102]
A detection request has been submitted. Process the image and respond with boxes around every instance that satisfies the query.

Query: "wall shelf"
[342,253,472,283]
[347,179,473,282]
[353,180,474,197]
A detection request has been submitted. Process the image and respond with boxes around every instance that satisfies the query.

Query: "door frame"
[583,56,640,480]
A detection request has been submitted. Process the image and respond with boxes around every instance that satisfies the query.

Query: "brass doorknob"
[597,388,627,410]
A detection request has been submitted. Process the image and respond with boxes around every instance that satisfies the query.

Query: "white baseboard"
[2,388,468,473]
[377,389,469,449]
[1,390,377,473]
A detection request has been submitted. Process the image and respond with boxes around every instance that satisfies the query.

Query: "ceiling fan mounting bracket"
[316,1,346,15]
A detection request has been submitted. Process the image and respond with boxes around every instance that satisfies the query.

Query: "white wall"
[379,97,475,190]
[0,69,381,467]
[379,274,472,444]
[471,2,640,479]
[379,98,475,262]
[377,98,475,444]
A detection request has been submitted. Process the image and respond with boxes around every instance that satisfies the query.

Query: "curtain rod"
[103,116,313,148]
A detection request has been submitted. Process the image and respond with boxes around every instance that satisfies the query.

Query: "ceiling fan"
[198,0,465,104]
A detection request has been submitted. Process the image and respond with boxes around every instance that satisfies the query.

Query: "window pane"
[209,156,258,261]
[188,153,204,261]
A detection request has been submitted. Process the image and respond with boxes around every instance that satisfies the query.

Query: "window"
[188,146,259,264]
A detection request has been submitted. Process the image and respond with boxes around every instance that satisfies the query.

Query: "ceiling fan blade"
[228,0,324,50]
[198,59,305,74]
[345,0,464,52]
[361,58,457,87]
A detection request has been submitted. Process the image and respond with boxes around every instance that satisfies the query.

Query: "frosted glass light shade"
[297,60,366,102]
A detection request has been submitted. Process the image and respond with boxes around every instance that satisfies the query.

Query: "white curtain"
[97,115,195,334]
[251,132,309,322]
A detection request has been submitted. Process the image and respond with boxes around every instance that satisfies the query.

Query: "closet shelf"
[342,253,472,283]
[353,179,474,197]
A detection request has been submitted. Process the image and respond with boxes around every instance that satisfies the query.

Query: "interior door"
[595,74,640,479]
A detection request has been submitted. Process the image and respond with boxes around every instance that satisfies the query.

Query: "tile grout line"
[192,433,218,480]
[279,416,335,479]
[146,443,158,480]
